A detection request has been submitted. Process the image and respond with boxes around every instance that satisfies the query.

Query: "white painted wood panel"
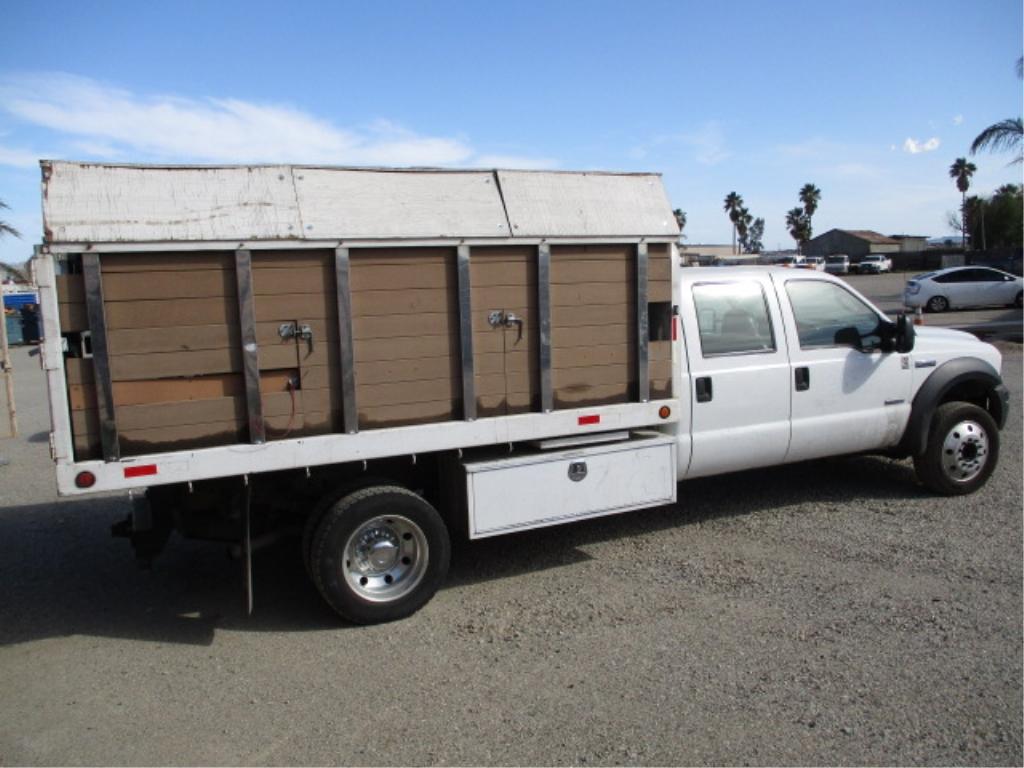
[43,162,302,242]
[497,171,679,238]
[42,163,680,244]
[293,168,508,238]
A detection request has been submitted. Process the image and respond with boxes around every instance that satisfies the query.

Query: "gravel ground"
[0,344,1021,766]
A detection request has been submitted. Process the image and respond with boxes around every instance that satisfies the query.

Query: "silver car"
[904,266,1024,312]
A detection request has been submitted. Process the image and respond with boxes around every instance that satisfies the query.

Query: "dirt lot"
[0,343,1021,766]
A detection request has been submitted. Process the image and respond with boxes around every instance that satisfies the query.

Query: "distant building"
[680,244,759,265]
[802,229,901,258]
[889,234,928,252]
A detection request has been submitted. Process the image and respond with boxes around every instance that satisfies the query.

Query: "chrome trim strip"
[538,243,553,413]
[82,253,120,461]
[637,241,649,402]
[234,249,265,444]
[457,244,476,420]
[334,246,359,434]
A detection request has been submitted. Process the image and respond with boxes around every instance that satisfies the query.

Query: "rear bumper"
[903,293,925,308]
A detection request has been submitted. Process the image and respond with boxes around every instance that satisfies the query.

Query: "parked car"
[800,256,826,271]
[853,253,893,274]
[775,256,805,268]
[904,266,1024,312]
[824,254,850,275]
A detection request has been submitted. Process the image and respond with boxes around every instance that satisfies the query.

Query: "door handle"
[795,366,810,391]
[488,310,524,344]
[695,376,713,403]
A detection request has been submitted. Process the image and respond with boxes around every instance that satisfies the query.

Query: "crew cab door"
[775,274,911,462]
[680,275,791,478]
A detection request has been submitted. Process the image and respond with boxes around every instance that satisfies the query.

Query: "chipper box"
[36,162,682,622]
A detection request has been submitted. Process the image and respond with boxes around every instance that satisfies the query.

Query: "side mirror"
[894,313,915,353]
[834,326,864,351]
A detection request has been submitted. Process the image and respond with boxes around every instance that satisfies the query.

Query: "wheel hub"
[342,515,429,603]
[941,419,989,483]
[354,527,400,572]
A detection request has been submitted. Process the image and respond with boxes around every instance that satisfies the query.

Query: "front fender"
[899,357,1008,456]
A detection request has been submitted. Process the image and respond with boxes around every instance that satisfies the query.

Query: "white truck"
[33,162,1009,624]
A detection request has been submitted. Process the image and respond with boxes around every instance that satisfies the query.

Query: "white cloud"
[903,136,941,154]
[679,121,731,165]
[0,144,41,167]
[952,114,964,125]
[472,154,558,169]
[0,73,548,169]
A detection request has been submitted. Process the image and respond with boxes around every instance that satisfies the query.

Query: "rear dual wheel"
[308,485,450,624]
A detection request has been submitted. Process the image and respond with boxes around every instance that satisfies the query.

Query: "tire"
[309,485,450,624]
[1013,291,1022,309]
[301,475,390,580]
[913,402,999,495]
[926,295,949,313]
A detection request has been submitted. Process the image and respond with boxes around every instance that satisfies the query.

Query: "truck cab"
[674,267,1007,493]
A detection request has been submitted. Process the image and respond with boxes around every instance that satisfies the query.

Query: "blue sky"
[1,0,1021,263]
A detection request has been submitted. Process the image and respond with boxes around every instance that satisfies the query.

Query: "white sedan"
[904,266,1024,312]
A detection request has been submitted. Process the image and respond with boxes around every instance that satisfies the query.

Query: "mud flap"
[242,477,254,616]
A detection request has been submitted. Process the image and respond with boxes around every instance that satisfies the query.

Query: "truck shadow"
[0,454,923,647]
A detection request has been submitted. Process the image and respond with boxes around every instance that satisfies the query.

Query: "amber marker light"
[658,406,671,419]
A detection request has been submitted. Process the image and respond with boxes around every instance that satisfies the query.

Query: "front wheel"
[309,485,450,624]
[1013,291,1022,309]
[913,402,999,495]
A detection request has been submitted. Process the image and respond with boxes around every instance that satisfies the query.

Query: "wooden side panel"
[470,246,538,417]
[64,241,673,457]
[349,248,461,428]
[550,244,635,408]
[252,250,335,435]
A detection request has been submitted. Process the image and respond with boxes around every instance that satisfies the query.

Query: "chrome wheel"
[940,419,989,483]
[342,514,429,603]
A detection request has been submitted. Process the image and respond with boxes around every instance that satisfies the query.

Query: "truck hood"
[912,325,1003,374]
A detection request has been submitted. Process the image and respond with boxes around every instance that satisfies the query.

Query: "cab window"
[785,280,882,349]
[692,281,776,356]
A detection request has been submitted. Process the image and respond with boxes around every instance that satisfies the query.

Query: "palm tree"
[949,158,976,248]
[0,200,21,240]
[736,206,753,252]
[723,192,744,254]
[970,58,1023,164]
[785,207,808,253]
[798,183,821,238]
[672,208,687,240]
[970,118,1023,162]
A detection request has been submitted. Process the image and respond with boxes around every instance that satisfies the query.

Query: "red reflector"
[124,464,157,479]
[578,414,600,426]
[672,316,679,342]
[75,471,96,489]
